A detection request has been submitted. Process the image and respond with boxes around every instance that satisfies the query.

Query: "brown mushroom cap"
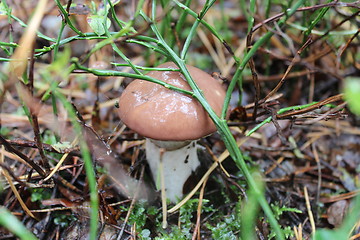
[118,62,226,141]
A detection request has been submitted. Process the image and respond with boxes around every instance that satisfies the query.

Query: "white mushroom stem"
[145,138,200,203]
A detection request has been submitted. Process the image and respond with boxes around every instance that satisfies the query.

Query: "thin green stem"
[124,39,170,57]
[221,0,306,119]
[33,32,163,58]
[239,0,249,26]
[82,21,136,62]
[158,0,173,42]
[265,0,272,19]
[10,15,56,43]
[241,172,263,240]
[304,0,331,38]
[34,33,108,57]
[179,0,216,59]
[53,0,84,36]
[106,0,133,31]
[53,21,66,61]
[2,1,15,55]
[173,0,238,63]
[246,102,317,136]
[175,0,191,34]
[0,42,17,48]
[248,0,256,34]
[104,30,142,75]
[238,0,256,106]
[72,58,194,97]
[111,63,180,72]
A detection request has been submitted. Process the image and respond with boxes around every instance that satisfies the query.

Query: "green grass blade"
[179,0,216,59]
[304,0,331,37]
[52,88,99,240]
[221,0,306,119]
[0,207,38,240]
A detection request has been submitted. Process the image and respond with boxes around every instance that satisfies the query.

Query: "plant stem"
[72,59,194,96]
[53,0,84,36]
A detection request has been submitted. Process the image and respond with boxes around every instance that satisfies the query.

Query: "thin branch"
[0,134,46,178]
[252,1,360,32]
[5,139,80,154]
[276,94,344,119]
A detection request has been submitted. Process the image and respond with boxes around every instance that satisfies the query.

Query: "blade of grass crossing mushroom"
[72,58,194,97]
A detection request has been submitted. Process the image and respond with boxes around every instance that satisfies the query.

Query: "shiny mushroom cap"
[118,62,226,141]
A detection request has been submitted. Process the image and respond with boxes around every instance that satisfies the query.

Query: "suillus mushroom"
[118,62,226,202]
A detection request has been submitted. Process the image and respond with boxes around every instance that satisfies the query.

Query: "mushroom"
[118,62,226,202]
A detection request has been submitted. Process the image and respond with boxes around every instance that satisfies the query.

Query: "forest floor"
[0,0,359,239]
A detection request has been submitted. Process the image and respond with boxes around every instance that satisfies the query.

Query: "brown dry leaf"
[98,225,119,240]
[327,200,349,227]
[58,185,84,202]
[41,198,80,208]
